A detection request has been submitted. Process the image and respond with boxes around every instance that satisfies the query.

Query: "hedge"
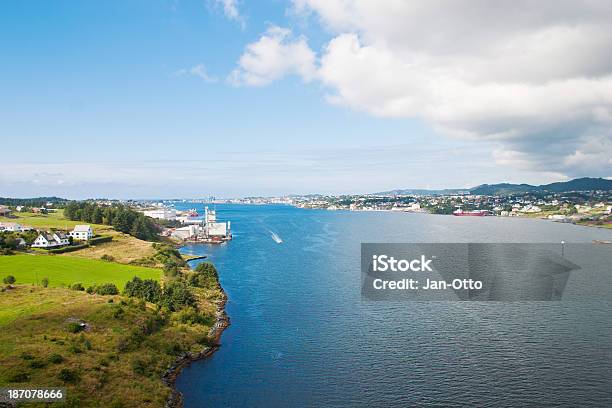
[89,236,113,245]
[48,244,88,254]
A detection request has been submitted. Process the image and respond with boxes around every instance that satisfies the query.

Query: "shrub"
[68,344,82,354]
[41,277,49,288]
[58,368,79,383]
[29,359,47,369]
[86,286,94,294]
[124,277,162,303]
[70,283,85,291]
[112,306,124,319]
[101,254,115,262]
[160,281,196,312]
[8,371,30,382]
[3,275,16,285]
[19,352,34,360]
[190,262,219,289]
[93,283,119,295]
[48,353,64,364]
[174,307,211,325]
[66,322,83,333]
[131,358,147,375]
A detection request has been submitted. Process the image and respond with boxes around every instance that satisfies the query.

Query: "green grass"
[0,209,113,232]
[0,286,215,407]
[0,255,161,289]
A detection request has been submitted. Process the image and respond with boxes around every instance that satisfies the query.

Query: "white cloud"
[228,26,316,86]
[174,63,218,83]
[214,0,246,29]
[234,0,612,178]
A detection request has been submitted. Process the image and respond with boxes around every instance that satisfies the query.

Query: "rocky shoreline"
[162,284,230,408]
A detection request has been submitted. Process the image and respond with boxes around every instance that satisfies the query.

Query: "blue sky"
[1,1,610,198]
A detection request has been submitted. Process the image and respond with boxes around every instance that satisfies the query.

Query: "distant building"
[32,231,70,248]
[143,208,176,220]
[0,205,11,217]
[69,225,94,241]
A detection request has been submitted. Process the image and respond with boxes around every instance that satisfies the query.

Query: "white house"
[32,231,70,248]
[69,225,94,241]
[0,222,22,232]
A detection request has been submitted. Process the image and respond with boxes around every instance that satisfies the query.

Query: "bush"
[66,322,83,333]
[131,358,147,375]
[68,344,82,354]
[160,281,196,312]
[94,283,119,295]
[20,352,34,360]
[41,277,49,287]
[8,371,30,382]
[48,353,64,364]
[100,254,115,262]
[174,307,211,325]
[189,262,219,289]
[112,306,124,319]
[58,368,79,383]
[124,277,162,303]
[3,275,16,285]
[70,283,85,291]
[29,359,47,369]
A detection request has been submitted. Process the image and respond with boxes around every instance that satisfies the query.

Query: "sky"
[1,0,611,199]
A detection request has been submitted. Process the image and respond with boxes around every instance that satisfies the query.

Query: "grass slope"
[0,286,214,408]
[0,255,161,289]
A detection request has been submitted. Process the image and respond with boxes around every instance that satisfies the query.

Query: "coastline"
[162,272,230,408]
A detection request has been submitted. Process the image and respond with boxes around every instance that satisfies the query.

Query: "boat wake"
[269,231,283,244]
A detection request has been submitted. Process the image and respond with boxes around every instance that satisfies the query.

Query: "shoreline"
[162,274,230,408]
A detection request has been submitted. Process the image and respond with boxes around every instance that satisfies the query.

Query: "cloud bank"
[231,0,612,178]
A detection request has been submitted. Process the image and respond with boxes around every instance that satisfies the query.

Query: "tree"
[161,281,196,311]
[112,209,132,233]
[91,207,103,224]
[124,277,162,303]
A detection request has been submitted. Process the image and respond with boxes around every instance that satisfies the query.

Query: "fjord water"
[176,204,612,407]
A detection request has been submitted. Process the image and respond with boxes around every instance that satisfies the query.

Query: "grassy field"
[0,255,161,289]
[61,233,158,264]
[0,286,215,408]
[0,210,109,230]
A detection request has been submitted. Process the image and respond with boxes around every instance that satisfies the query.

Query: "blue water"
[176,204,612,407]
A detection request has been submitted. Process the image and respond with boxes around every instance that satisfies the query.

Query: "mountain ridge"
[375,177,612,196]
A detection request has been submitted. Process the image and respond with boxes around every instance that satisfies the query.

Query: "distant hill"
[470,177,612,195]
[0,196,69,207]
[376,177,612,196]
